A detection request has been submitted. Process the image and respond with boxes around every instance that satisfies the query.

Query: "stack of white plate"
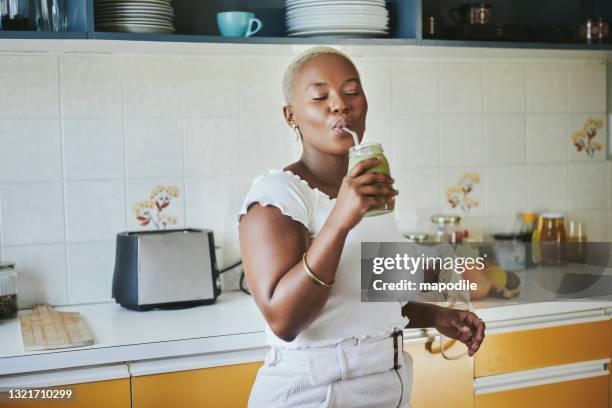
[285,0,388,37]
[95,0,175,34]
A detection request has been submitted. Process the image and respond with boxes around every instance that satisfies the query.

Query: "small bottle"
[0,261,17,319]
[348,142,393,217]
[519,213,536,267]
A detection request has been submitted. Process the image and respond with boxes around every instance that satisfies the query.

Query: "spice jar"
[0,261,17,319]
[430,215,462,243]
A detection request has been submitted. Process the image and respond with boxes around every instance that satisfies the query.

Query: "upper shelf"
[1,0,612,54]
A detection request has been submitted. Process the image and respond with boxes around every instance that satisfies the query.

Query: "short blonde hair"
[282,46,357,106]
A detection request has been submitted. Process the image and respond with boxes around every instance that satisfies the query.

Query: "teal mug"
[217,11,263,37]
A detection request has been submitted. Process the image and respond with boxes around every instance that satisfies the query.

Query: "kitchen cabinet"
[473,319,611,408]
[475,320,611,377]
[404,336,473,408]
[0,378,131,408]
[131,361,262,408]
[475,375,609,408]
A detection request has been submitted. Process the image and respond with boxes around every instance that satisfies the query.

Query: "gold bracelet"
[302,253,334,288]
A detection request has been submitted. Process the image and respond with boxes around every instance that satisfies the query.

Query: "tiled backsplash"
[0,53,610,308]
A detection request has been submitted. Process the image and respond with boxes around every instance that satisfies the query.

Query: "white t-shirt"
[237,169,409,348]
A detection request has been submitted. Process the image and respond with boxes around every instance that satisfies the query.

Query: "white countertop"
[0,287,611,378]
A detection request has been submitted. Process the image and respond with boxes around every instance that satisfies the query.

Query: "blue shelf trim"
[93,32,417,46]
[0,31,87,39]
[418,39,612,51]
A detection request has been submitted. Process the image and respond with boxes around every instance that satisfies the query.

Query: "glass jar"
[430,215,462,243]
[0,261,17,319]
[533,213,566,266]
[348,142,393,217]
[35,0,68,32]
[0,0,36,30]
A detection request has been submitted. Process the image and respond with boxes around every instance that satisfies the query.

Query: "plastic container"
[493,233,526,271]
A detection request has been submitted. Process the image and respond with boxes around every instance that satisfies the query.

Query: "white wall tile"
[216,229,241,267]
[440,167,484,216]
[364,115,394,167]
[526,114,568,163]
[393,115,438,169]
[439,62,482,114]
[63,118,124,180]
[484,62,525,113]
[125,118,183,178]
[439,115,483,167]
[567,114,607,161]
[126,178,185,231]
[0,182,64,246]
[184,118,239,177]
[182,56,239,117]
[354,59,391,117]
[67,241,114,303]
[60,56,122,118]
[567,162,607,211]
[483,115,526,165]
[185,176,241,232]
[239,56,291,117]
[395,168,440,233]
[485,165,527,216]
[2,244,67,308]
[527,163,568,214]
[485,215,518,235]
[0,56,59,118]
[0,119,62,182]
[65,180,126,242]
[526,62,568,113]
[568,62,606,113]
[123,56,181,117]
[239,116,296,179]
[391,60,437,115]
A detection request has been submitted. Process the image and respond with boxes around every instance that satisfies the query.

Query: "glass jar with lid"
[348,142,393,217]
[0,261,17,319]
[430,215,462,243]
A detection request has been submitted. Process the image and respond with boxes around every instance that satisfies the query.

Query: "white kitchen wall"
[0,52,610,308]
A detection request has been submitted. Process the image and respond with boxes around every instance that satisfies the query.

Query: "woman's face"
[289,53,368,155]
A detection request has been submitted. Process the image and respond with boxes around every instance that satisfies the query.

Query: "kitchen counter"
[1,282,611,378]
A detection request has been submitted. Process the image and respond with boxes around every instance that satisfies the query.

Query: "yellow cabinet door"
[0,378,131,408]
[132,361,262,408]
[475,320,611,377]
[475,375,609,408]
[404,340,473,408]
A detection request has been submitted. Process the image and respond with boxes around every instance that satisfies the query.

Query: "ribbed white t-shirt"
[237,169,409,348]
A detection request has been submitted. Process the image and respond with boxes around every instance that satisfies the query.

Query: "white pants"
[248,335,413,408]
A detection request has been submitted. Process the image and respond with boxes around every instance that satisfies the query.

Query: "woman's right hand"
[328,157,398,232]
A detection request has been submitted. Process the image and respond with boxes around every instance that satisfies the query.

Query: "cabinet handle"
[426,335,468,360]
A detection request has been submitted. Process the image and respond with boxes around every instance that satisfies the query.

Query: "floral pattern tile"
[445,172,481,214]
[571,117,604,158]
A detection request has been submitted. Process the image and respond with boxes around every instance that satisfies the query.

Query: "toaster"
[112,228,221,311]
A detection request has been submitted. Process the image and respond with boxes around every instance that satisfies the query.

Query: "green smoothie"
[348,142,394,217]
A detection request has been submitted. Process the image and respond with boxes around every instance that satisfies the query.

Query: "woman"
[238,46,485,408]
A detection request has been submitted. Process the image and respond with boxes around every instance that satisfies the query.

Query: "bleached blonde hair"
[282,46,358,106]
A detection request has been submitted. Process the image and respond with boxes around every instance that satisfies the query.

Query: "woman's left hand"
[434,308,486,357]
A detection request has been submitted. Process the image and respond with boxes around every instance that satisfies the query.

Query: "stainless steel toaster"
[112,228,221,311]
